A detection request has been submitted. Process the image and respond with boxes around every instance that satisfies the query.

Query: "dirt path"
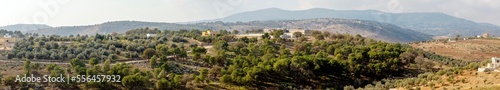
[204,46,213,49]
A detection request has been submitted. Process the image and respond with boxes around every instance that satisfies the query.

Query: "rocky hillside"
[201,8,500,37]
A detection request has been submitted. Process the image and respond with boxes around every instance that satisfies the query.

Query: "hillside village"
[201,28,312,39]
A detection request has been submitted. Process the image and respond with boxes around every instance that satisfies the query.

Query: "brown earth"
[412,39,500,61]
[407,70,500,90]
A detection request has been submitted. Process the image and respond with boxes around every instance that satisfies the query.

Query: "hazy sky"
[0,0,498,26]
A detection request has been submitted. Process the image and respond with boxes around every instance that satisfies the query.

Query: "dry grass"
[0,38,16,50]
[412,39,500,61]
[408,70,500,90]
[0,61,72,89]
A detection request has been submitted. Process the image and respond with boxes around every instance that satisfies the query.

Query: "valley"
[0,6,498,90]
[1,0,500,89]
[0,25,499,90]
[0,28,431,89]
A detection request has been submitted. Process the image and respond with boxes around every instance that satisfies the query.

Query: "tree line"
[3,28,425,89]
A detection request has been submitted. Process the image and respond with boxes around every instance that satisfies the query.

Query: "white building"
[264,28,311,39]
[146,34,157,37]
[288,29,311,36]
[3,33,11,38]
[280,34,292,39]
[448,39,456,42]
[263,28,285,33]
[478,57,500,72]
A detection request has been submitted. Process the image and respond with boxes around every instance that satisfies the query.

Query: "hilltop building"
[483,33,490,38]
[477,33,490,38]
[3,33,11,38]
[478,57,500,72]
[236,28,311,39]
[286,29,311,37]
[202,30,217,36]
[263,28,283,33]
[448,39,456,42]
[263,28,311,39]
[146,34,157,37]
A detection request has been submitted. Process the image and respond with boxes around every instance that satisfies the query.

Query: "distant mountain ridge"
[0,18,430,43]
[0,24,52,32]
[29,21,212,36]
[2,8,498,37]
[202,8,500,37]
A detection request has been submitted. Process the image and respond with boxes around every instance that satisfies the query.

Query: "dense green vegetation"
[7,28,200,61]
[0,29,25,38]
[354,55,482,90]
[353,43,484,90]
[3,28,433,89]
[210,33,419,89]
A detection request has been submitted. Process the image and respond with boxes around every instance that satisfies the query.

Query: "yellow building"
[483,33,490,38]
[202,30,216,36]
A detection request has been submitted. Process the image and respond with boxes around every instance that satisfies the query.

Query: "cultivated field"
[412,39,500,61]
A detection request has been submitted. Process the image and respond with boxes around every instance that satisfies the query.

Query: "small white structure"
[448,39,456,42]
[146,34,157,37]
[478,57,500,72]
[263,28,311,39]
[288,29,311,36]
[264,28,285,33]
[280,34,292,39]
[3,33,11,38]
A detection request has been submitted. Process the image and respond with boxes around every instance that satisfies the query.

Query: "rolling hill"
[2,8,497,40]
[0,24,52,32]
[9,18,431,43]
[30,21,211,36]
[202,8,500,37]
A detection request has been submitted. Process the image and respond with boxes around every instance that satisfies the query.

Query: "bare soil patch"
[412,39,500,61]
